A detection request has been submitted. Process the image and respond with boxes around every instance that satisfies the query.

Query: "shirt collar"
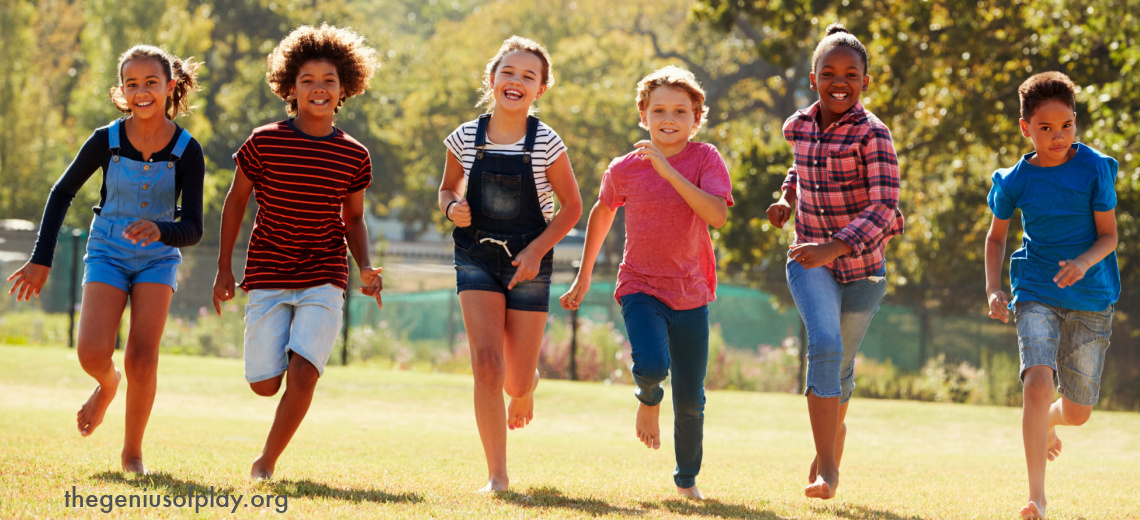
[796,101,869,130]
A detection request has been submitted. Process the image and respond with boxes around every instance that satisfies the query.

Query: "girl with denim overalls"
[438,36,582,492]
[7,46,203,474]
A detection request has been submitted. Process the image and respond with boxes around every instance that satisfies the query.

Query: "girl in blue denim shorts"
[438,36,582,492]
[7,46,203,474]
[985,71,1119,520]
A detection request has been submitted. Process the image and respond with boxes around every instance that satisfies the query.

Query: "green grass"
[1,345,1138,519]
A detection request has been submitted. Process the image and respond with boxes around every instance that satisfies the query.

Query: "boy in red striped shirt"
[212,24,383,480]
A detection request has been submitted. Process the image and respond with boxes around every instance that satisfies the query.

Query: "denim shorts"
[83,216,181,292]
[453,227,553,312]
[243,284,344,383]
[1014,301,1112,406]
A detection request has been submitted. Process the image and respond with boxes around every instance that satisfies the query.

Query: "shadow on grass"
[822,503,926,520]
[265,479,423,504]
[496,486,645,516]
[92,471,236,496]
[638,498,790,519]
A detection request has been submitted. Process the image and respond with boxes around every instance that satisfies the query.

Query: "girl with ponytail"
[8,45,205,474]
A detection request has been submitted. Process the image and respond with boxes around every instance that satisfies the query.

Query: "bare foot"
[805,474,837,500]
[121,456,146,474]
[507,370,539,430]
[1046,427,1062,461]
[1020,500,1046,519]
[478,478,509,492]
[677,485,704,500]
[636,402,661,449]
[250,455,274,480]
[809,422,847,483]
[77,369,121,437]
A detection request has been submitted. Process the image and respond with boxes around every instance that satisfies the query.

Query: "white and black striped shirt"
[444,118,567,222]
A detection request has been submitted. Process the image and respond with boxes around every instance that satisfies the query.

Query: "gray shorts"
[243,284,344,383]
[1014,301,1112,406]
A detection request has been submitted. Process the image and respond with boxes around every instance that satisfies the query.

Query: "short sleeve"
[598,158,625,210]
[443,125,468,163]
[1092,156,1118,212]
[543,125,567,164]
[349,153,372,193]
[698,146,734,207]
[988,172,1015,220]
[234,133,263,182]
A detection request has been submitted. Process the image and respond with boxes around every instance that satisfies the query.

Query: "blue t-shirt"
[988,143,1120,311]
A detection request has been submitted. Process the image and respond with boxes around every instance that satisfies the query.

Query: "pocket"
[480,171,522,220]
[826,148,862,184]
[88,219,110,240]
[452,227,475,253]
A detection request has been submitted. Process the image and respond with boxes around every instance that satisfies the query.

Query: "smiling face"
[119,58,174,120]
[489,50,546,113]
[639,86,697,151]
[290,59,343,120]
[1020,99,1077,167]
[810,46,869,124]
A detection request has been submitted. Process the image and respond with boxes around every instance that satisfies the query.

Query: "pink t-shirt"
[599,141,734,310]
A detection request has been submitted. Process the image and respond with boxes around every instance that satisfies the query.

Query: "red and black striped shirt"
[233,120,371,291]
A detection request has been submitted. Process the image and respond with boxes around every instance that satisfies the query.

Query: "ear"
[862,74,871,91]
[167,77,176,92]
[536,84,547,100]
[288,85,296,100]
[1019,119,1030,138]
[809,72,816,90]
[639,109,648,128]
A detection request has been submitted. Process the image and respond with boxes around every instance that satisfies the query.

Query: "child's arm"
[1055,209,1118,289]
[985,216,1011,323]
[438,151,471,227]
[766,185,797,228]
[559,201,617,311]
[508,152,583,290]
[343,189,382,308]
[212,166,254,315]
[634,140,728,228]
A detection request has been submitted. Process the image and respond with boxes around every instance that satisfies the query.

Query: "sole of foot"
[77,369,121,437]
[804,476,836,500]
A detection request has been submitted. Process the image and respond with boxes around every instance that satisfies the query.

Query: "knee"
[76,346,111,373]
[807,336,844,366]
[287,358,320,391]
[470,349,505,380]
[1063,404,1092,426]
[123,347,159,376]
[632,359,669,385]
[249,379,281,397]
[673,392,706,419]
[1022,372,1055,404]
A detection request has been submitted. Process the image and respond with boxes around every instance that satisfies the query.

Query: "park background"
[2,1,1140,518]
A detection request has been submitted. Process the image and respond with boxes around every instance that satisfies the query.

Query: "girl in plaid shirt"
[766,23,904,500]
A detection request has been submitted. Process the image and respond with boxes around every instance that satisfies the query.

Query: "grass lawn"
[1,344,1138,519]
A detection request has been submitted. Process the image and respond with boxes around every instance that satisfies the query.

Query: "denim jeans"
[787,260,886,403]
[620,292,708,489]
[1014,301,1112,406]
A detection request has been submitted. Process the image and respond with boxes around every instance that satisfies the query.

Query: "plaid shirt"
[782,101,904,283]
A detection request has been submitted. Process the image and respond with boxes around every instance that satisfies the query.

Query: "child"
[211,24,383,480]
[560,65,732,500]
[7,45,203,473]
[765,24,904,500]
[438,36,582,492]
[984,71,1119,520]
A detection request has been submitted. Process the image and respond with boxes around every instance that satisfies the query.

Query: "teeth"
[504,89,523,100]
[312,99,329,105]
[831,93,848,100]
[137,101,153,107]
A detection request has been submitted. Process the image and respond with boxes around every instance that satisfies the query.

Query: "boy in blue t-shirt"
[984,71,1120,520]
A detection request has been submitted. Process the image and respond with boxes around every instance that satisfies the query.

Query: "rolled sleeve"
[832,128,900,255]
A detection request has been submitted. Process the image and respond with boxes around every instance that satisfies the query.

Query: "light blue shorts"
[243,284,344,383]
[83,216,181,292]
[1014,301,1112,406]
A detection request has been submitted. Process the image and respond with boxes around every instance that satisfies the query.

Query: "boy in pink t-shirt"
[561,66,733,499]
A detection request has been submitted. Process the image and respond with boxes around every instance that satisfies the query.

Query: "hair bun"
[825,23,850,36]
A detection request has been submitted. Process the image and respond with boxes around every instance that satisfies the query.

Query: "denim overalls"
[452,114,554,312]
[82,119,190,292]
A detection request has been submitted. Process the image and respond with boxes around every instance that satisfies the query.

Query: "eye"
[1063,123,1072,128]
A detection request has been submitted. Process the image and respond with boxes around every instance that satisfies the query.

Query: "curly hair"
[477,36,554,113]
[266,24,378,116]
[811,23,869,75]
[1018,71,1077,121]
[109,45,201,120]
[635,65,708,137]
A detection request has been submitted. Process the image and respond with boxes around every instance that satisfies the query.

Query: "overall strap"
[473,114,491,160]
[521,116,539,164]
[170,128,193,160]
[108,119,122,159]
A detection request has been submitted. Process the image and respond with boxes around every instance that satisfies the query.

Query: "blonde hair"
[266,24,378,116]
[477,36,554,113]
[636,66,708,137]
[109,45,201,119]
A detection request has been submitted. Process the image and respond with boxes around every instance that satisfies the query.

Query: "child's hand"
[788,240,851,269]
[1054,258,1090,288]
[987,290,1010,323]
[122,220,161,247]
[506,245,543,290]
[633,140,677,178]
[767,200,793,228]
[359,266,383,308]
[6,262,50,302]
[559,273,591,310]
[212,269,236,316]
[448,199,472,228]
